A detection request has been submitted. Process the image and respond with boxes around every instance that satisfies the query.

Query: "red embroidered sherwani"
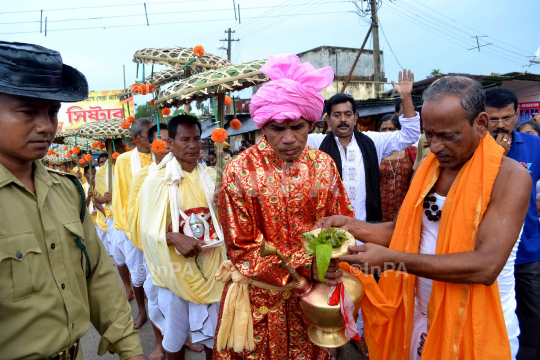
[214,137,354,360]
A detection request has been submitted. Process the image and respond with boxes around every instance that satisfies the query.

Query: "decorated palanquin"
[215,137,355,360]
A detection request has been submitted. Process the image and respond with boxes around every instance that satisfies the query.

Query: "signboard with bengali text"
[59,90,134,131]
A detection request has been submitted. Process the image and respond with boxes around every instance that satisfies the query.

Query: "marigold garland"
[48,165,52,168]
[61,166,65,170]
[125,145,130,150]
[99,143,106,149]
[152,139,167,153]
[148,84,156,93]
[121,121,130,129]
[92,141,98,147]
[140,87,148,96]
[83,154,92,162]
[211,128,228,143]
[63,146,68,150]
[73,147,81,154]
[132,141,137,146]
[132,85,142,95]
[55,153,60,157]
[112,152,120,160]
[131,83,140,91]
[127,116,135,124]
[150,99,155,106]
[79,159,85,164]
[66,168,70,172]
[66,153,72,158]
[162,108,171,116]
[224,96,233,106]
[193,45,205,58]
[230,118,242,130]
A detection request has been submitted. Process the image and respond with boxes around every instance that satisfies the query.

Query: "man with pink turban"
[213,54,355,359]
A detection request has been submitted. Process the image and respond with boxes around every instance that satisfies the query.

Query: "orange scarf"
[342,136,511,360]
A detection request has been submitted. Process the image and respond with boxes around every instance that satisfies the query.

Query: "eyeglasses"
[489,114,516,125]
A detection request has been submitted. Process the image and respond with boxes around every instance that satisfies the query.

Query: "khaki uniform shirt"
[0,161,142,360]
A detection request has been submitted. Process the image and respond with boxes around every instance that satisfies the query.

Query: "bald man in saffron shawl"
[318,76,531,359]
[213,54,355,360]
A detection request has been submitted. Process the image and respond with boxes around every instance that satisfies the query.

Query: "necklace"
[423,188,442,222]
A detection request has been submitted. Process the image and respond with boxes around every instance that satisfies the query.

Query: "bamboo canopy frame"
[76,119,131,192]
[133,47,232,72]
[154,59,270,187]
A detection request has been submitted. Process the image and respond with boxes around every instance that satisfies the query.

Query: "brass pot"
[260,231,364,349]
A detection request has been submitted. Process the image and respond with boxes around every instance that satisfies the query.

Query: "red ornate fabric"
[214,136,354,359]
[379,146,416,222]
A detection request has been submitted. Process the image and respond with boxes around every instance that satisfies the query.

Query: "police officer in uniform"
[0,42,144,359]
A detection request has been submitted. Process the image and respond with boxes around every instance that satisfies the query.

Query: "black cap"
[0,41,88,102]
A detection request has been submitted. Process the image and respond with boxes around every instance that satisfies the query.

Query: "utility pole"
[220,28,239,61]
[370,0,381,93]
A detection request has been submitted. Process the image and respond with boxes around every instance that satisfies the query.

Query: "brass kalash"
[259,229,364,348]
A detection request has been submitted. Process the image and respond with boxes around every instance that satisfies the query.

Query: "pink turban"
[250,54,334,129]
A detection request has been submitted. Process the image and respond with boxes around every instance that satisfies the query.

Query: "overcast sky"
[2,0,539,107]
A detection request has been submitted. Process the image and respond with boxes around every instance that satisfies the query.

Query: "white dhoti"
[125,243,146,287]
[144,261,165,332]
[155,286,219,353]
[106,218,126,266]
[94,223,109,255]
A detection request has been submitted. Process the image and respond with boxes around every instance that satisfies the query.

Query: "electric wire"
[379,20,404,69]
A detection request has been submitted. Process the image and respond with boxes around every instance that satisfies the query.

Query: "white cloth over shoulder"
[130,148,142,176]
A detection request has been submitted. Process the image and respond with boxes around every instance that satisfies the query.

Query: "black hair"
[209,150,216,157]
[167,114,202,141]
[97,153,108,161]
[325,93,357,115]
[223,147,231,153]
[485,88,519,112]
[377,114,402,131]
[83,165,93,174]
[395,99,402,113]
[148,123,168,143]
[394,98,418,113]
[232,150,239,156]
[516,120,540,136]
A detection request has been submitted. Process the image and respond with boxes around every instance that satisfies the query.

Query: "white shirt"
[307,112,421,221]
[411,193,519,360]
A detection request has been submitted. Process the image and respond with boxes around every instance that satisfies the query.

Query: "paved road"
[80,264,367,360]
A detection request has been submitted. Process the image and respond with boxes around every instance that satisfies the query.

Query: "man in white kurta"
[136,115,226,360]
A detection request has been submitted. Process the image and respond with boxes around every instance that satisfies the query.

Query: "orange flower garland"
[112,152,120,160]
[66,153,72,158]
[230,118,242,130]
[211,128,228,143]
[140,87,148,95]
[63,146,68,150]
[79,159,85,164]
[121,121,130,129]
[151,139,167,153]
[132,85,142,95]
[99,143,106,149]
[148,84,156,93]
[66,168,70,172]
[162,107,171,116]
[55,153,60,157]
[224,96,232,106]
[193,45,205,58]
[132,141,137,146]
[83,154,92,162]
[61,166,65,170]
[125,145,130,150]
[72,147,81,154]
[92,141,98,147]
[150,99,155,106]
[127,116,135,124]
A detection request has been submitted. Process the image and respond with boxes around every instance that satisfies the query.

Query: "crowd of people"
[1,41,540,360]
